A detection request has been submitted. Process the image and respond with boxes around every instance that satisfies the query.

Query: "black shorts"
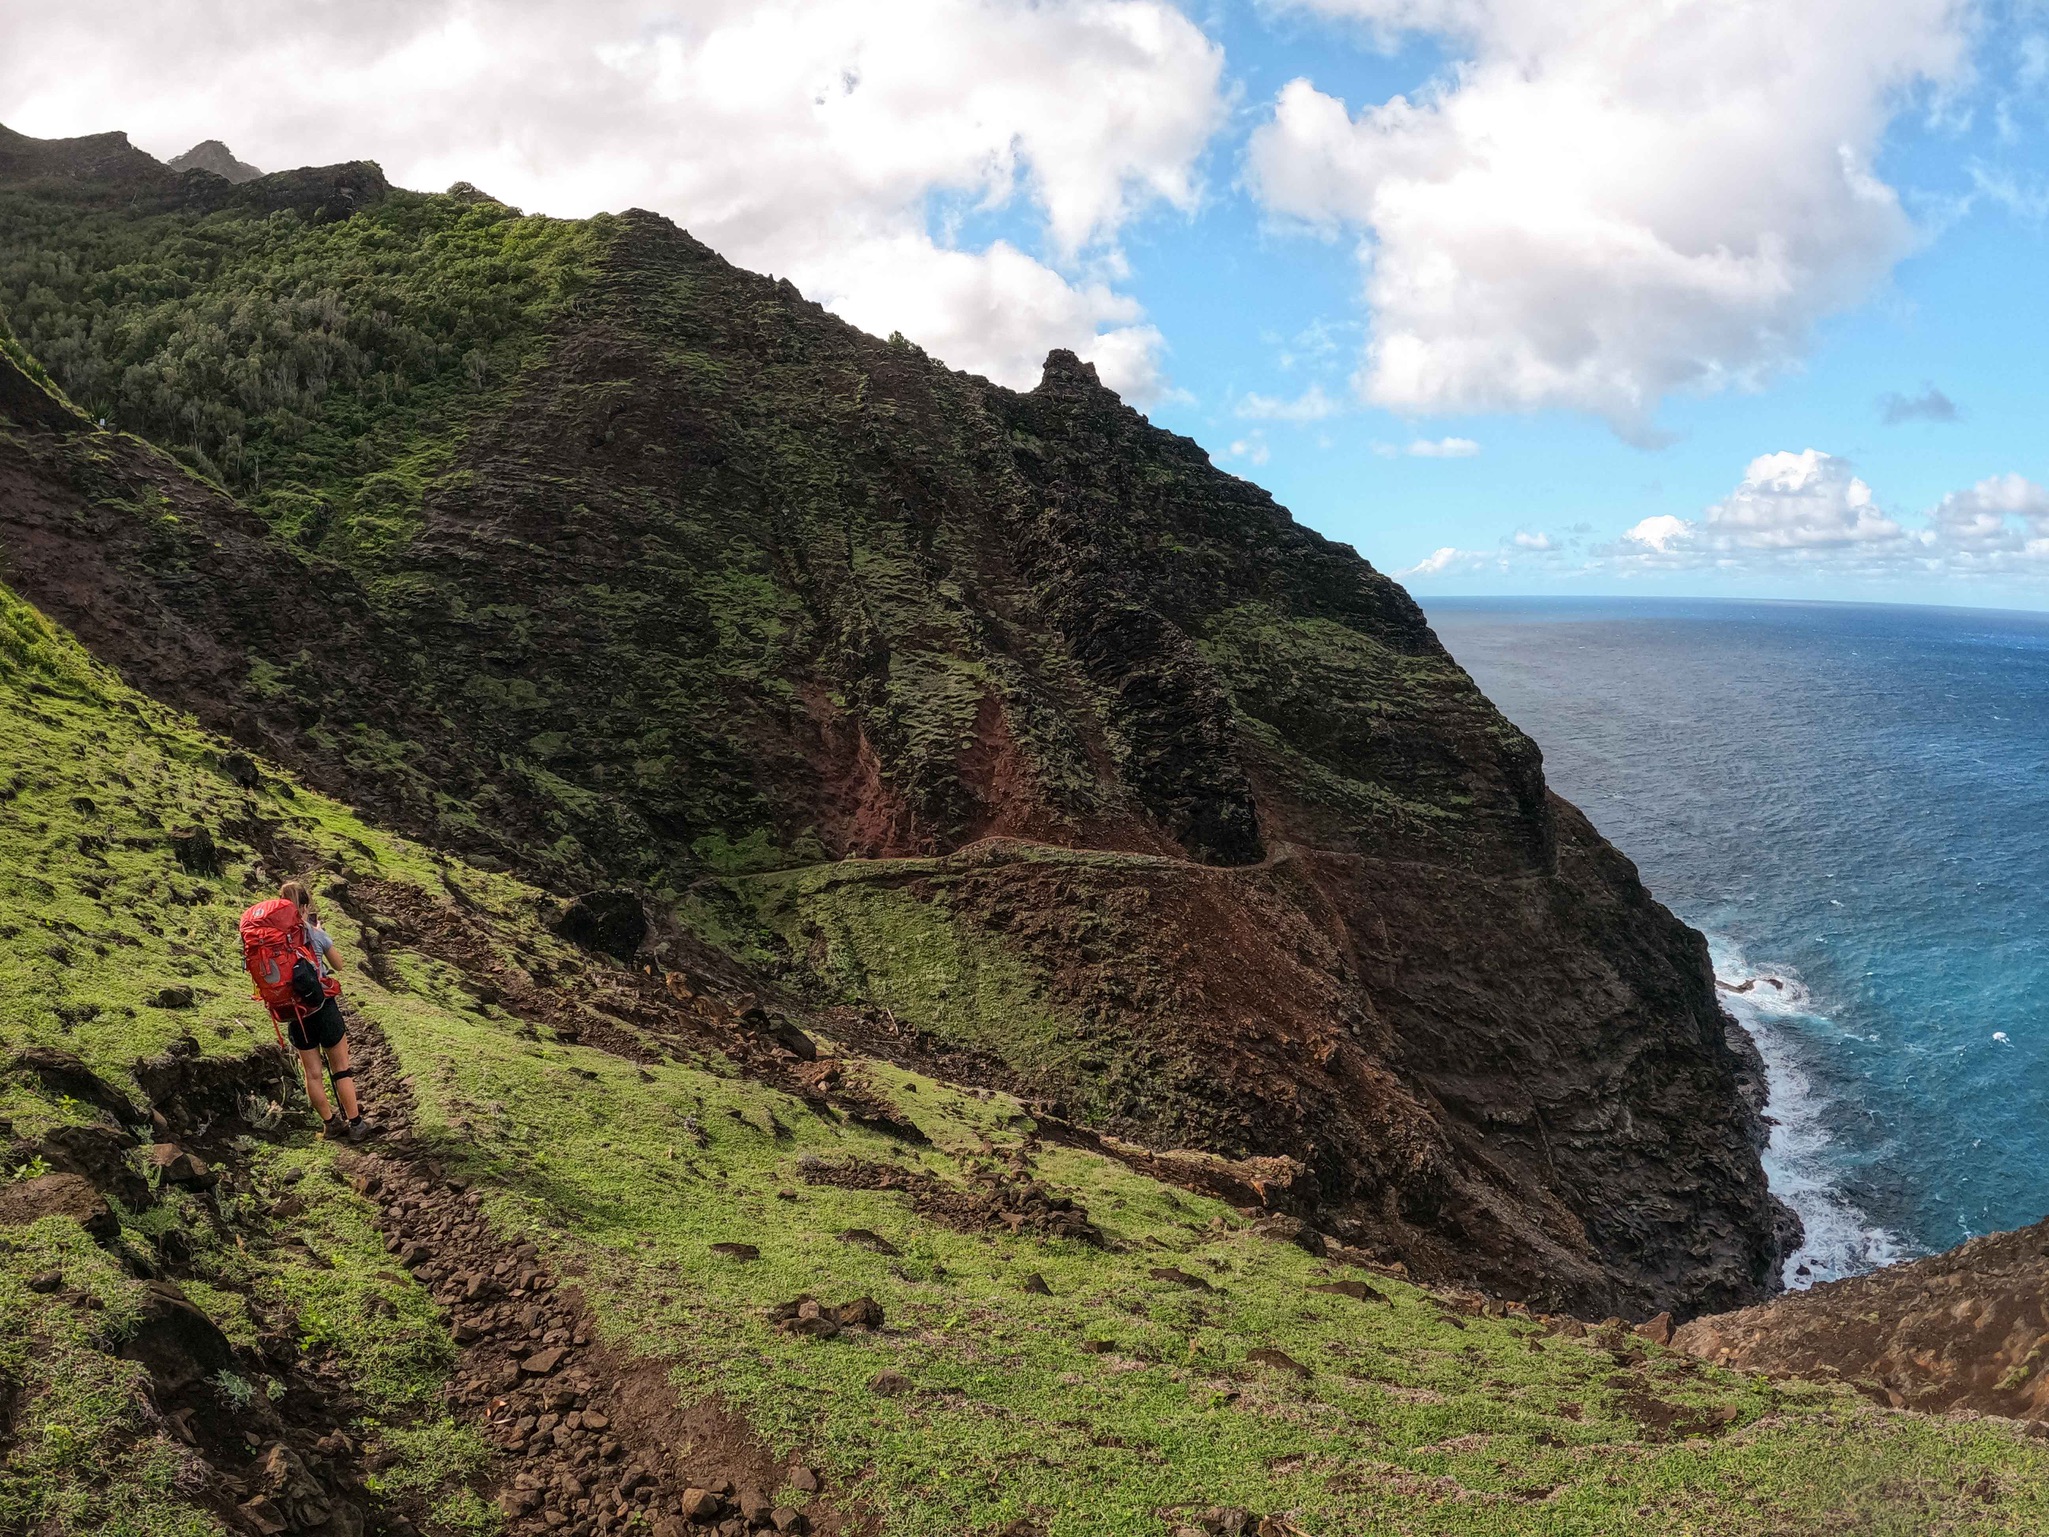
[286,995,347,1052]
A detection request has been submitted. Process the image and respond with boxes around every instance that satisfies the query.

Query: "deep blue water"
[1425,597,2049,1285]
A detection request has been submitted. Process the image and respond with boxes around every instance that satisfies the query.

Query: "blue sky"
[7,0,2048,606]
[1124,2,2049,607]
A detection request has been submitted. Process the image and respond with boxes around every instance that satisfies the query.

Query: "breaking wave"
[1710,936,1911,1289]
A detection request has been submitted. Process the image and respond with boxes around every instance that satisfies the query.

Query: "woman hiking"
[240,883,378,1142]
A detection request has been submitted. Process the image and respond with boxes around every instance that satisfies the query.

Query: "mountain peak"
[166,138,262,183]
[1038,348,1106,393]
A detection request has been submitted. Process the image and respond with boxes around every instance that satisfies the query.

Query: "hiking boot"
[320,1113,342,1141]
[345,1113,381,1143]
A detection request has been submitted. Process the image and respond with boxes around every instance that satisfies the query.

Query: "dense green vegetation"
[9,574,2049,1532]
[0,189,596,555]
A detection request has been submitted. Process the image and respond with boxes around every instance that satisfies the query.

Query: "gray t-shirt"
[303,922,335,975]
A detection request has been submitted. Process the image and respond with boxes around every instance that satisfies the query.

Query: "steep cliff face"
[0,128,1792,1317]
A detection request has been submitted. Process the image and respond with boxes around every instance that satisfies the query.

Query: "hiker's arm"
[323,941,345,973]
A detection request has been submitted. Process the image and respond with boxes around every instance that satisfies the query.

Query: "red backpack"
[240,898,337,1019]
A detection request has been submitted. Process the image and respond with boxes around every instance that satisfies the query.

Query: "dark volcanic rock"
[168,824,220,874]
[554,889,647,962]
[38,1123,149,1208]
[118,1279,235,1394]
[0,1172,119,1240]
[740,1005,817,1061]
[7,1047,142,1126]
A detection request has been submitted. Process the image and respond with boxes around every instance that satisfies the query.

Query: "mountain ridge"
[6,119,2049,1537]
[0,125,1793,1320]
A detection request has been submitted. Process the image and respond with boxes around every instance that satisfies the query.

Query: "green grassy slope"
[7,579,2049,1534]
[0,583,491,1533]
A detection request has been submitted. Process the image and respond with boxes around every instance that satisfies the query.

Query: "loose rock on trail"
[335,1020,853,1537]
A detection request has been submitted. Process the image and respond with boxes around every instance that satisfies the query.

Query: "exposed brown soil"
[794,1151,1100,1243]
[1675,1218,2049,1420]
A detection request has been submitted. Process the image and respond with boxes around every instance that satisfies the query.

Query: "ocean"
[1425,597,2049,1287]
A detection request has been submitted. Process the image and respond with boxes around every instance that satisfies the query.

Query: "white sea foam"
[1709,936,1911,1289]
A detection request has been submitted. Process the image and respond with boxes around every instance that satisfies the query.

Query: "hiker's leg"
[324,1037,361,1120]
[298,1047,333,1121]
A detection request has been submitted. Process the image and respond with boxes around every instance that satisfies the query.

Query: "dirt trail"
[338,1016,853,1537]
[4,1015,850,1537]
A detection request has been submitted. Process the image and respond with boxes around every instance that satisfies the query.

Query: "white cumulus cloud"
[1406,435,1480,458]
[1613,455,2049,581]
[1701,449,1904,550]
[1236,382,1344,421]
[1398,545,1477,576]
[1927,473,2049,557]
[0,0,1227,399]
[1623,514,1694,554]
[1622,450,1903,558]
[1247,0,1969,431]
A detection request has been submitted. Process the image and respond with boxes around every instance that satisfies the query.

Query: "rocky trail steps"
[339,1018,849,1537]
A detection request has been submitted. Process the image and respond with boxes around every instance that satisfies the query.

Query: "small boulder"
[1020,1272,1053,1296]
[0,1173,119,1242]
[1148,1266,1214,1292]
[834,1296,885,1330]
[739,1005,817,1061]
[789,1301,839,1339]
[711,1242,760,1261]
[869,1368,911,1397]
[520,1346,566,1376]
[680,1488,723,1522]
[118,1279,235,1394]
[771,1508,806,1533]
[148,1143,214,1189]
[838,1228,901,1256]
[148,985,196,1010]
[1245,1347,1312,1379]
[788,1466,820,1494]
[25,1269,63,1294]
[239,1496,289,1536]
[1249,1214,1326,1256]
[1635,1311,1675,1347]
[554,889,647,962]
[168,826,220,876]
[216,750,261,788]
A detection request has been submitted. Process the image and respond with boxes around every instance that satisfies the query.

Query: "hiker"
[279,879,340,979]
[239,886,377,1142]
